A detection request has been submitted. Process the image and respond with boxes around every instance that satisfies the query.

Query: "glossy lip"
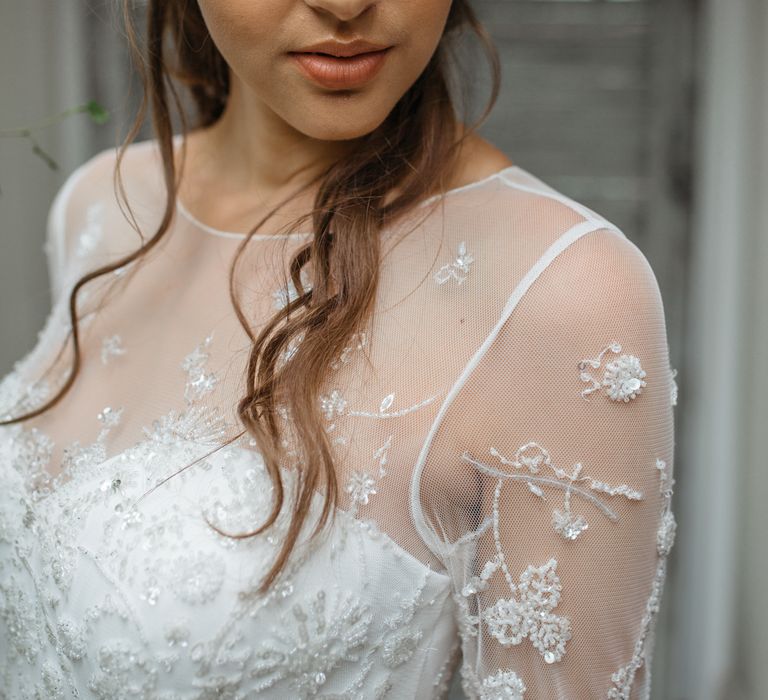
[289,47,392,90]
[293,38,392,57]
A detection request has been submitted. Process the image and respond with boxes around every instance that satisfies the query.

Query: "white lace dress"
[0,138,677,700]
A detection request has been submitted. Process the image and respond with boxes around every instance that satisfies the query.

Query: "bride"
[0,1,677,698]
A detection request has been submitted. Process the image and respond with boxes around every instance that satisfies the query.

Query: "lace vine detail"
[462,443,644,542]
[607,457,676,699]
[434,241,474,285]
[315,388,437,512]
[320,391,438,422]
[578,341,647,402]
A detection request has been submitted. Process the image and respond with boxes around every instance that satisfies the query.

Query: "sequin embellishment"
[480,668,527,699]
[578,341,647,402]
[476,557,571,664]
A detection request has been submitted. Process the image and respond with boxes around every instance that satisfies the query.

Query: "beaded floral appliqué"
[344,435,392,515]
[466,556,571,664]
[481,668,527,699]
[578,341,647,402]
[462,442,644,542]
[434,241,474,285]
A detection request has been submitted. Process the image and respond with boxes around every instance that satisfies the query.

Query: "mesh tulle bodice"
[0,138,677,699]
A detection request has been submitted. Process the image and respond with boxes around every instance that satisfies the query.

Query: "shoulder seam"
[499,170,624,234]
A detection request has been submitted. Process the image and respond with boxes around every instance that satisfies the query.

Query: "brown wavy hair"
[2,0,501,595]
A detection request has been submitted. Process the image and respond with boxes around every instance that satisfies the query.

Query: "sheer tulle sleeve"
[43,165,78,307]
[42,147,139,309]
[412,227,676,699]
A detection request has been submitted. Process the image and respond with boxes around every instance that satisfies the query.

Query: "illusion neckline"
[173,137,521,240]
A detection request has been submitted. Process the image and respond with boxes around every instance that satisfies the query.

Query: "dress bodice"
[0,138,677,699]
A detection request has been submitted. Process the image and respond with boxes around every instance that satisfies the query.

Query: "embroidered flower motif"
[319,390,347,420]
[181,333,218,403]
[170,551,226,605]
[100,334,126,365]
[381,626,423,668]
[464,443,644,542]
[87,638,154,699]
[480,668,527,699]
[345,471,377,506]
[57,617,87,661]
[434,241,474,285]
[481,558,571,664]
[603,354,647,402]
[578,341,647,402]
[552,509,588,541]
[343,436,392,513]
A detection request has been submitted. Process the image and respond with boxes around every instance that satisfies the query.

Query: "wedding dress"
[0,137,677,699]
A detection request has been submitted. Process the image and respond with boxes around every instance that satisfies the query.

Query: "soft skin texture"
[180,0,512,235]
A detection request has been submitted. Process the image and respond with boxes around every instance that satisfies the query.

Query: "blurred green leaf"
[84,100,109,125]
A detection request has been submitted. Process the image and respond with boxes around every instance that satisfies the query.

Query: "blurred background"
[0,1,765,698]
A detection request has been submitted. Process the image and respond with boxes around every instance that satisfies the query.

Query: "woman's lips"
[289,48,392,89]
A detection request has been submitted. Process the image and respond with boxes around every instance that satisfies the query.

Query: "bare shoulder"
[449,126,515,189]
